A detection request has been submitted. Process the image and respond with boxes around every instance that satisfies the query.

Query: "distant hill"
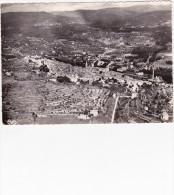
[1,5,171,32]
[128,10,171,25]
[1,11,89,40]
[52,4,171,16]
[52,7,140,28]
[1,12,72,28]
[122,4,171,13]
[52,5,172,29]
[76,8,138,27]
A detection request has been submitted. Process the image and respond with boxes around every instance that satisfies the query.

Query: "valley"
[1,3,173,124]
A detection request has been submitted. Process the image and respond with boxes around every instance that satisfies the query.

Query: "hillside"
[123,4,171,13]
[1,12,72,28]
[128,10,171,26]
[52,4,171,16]
[51,4,172,28]
[2,6,171,32]
[1,11,89,40]
[1,6,172,40]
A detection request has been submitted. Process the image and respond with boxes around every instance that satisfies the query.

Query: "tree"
[57,76,71,83]
[152,26,172,47]
[132,46,162,62]
[39,65,49,73]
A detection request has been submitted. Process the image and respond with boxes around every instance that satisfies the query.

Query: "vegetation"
[142,68,173,83]
[152,26,172,47]
[155,68,173,83]
[39,65,49,73]
[57,76,71,83]
[132,46,162,62]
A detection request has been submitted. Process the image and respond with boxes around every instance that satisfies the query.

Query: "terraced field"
[2,78,46,124]
[2,59,111,124]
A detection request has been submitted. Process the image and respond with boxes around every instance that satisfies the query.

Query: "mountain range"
[2,4,172,31]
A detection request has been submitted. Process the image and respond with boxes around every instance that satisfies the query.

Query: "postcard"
[1,1,173,124]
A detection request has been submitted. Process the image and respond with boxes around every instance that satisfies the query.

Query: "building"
[90,109,99,117]
[77,114,90,120]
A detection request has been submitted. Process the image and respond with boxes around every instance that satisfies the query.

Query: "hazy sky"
[1,1,172,13]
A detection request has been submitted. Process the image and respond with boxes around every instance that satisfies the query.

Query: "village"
[2,42,173,124]
[2,11,173,124]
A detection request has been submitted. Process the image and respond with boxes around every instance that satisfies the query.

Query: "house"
[90,109,99,117]
[5,72,12,76]
[124,54,139,58]
[153,59,172,69]
[117,67,127,72]
[77,114,90,120]
[137,72,144,76]
[49,78,57,82]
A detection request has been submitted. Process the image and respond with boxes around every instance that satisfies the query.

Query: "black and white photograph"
[1,1,173,124]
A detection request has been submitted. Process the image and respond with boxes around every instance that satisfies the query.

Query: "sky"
[1,1,172,13]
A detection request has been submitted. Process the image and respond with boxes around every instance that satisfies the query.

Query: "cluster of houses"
[2,26,173,123]
[153,51,172,69]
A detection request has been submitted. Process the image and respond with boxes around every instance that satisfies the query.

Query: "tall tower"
[152,65,155,80]
[146,53,152,64]
[69,65,72,74]
[85,60,88,68]
[121,52,125,62]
